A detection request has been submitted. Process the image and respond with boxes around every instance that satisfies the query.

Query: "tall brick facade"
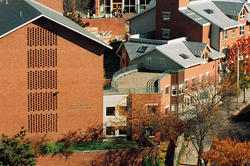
[0,17,106,141]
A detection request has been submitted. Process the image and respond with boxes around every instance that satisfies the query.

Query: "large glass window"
[172,85,177,96]
[106,107,115,116]
[125,0,136,13]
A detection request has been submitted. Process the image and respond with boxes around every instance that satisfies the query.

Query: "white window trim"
[222,30,228,40]
[240,25,245,36]
[240,9,246,20]
[162,28,171,39]
[171,85,177,96]
[191,76,196,88]
[199,74,204,84]
[162,11,171,21]
[206,72,210,83]
[232,29,236,38]
[179,84,184,95]
[171,104,177,112]
[184,79,189,90]
[165,84,170,96]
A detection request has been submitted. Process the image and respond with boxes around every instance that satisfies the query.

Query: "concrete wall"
[0,17,105,141]
[130,8,156,35]
[103,94,128,138]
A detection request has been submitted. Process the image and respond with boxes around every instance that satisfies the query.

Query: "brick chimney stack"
[35,0,63,13]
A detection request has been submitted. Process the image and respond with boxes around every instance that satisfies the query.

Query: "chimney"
[35,0,63,13]
[178,0,190,8]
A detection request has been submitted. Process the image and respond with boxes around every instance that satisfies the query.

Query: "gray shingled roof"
[183,41,207,57]
[188,1,242,30]
[210,48,225,60]
[213,1,245,16]
[124,38,167,61]
[179,8,210,26]
[0,0,112,49]
[156,40,206,68]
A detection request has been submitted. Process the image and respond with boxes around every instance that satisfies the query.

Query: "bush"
[40,142,59,155]
[59,142,74,156]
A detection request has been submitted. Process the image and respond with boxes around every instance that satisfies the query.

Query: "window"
[106,107,115,116]
[179,84,184,95]
[206,72,210,83]
[137,46,148,53]
[119,126,127,135]
[160,57,165,65]
[179,54,189,59]
[146,127,155,137]
[165,85,169,95]
[106,127,115,136]
[204,53,209,60]
[240,25,245,36]
[165,105,170,114]
[162,29,170,39]
[222,30,228,40]
[162,12,171,21]
[172,85,177,96]
[171,104,177,112]
[232,29,236,38]
[184,79,189,90]
[204,9,214,14]
[145,56,152,65]
[146,104,157,114]
[240,9,245,20]
[199,74,204,84]
[191,77,196,89]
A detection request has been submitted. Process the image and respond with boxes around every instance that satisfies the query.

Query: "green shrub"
[59,142,74,156]
[40,142,59,154]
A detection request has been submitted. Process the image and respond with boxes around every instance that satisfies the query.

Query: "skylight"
[179,54,189,59]
[204,9,214,14]
[137,46,148,53]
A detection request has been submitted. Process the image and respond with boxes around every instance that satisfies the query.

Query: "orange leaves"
[202,137,250,166]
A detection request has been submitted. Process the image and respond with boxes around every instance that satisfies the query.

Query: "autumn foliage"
[202,137,250,166]
[225,37,250,102]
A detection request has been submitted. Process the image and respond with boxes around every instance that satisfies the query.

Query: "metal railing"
[111,63,143,90]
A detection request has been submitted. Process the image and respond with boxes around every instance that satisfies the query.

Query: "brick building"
[104,37,224,138]
[126,0,250,52]
[0,0,111,141]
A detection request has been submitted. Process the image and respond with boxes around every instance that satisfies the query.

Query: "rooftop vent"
[137,46,148,53]
[179,54,189,59]
[204,9,214,14]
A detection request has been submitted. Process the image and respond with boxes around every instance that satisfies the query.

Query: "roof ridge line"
[26,0,63,15]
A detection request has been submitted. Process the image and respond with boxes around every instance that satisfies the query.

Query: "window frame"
[106,126,116,136]
[199,74,204,85]
[191,77,196,89]
[106,107,115,116]
[162,11,171,21]
[171,104,177,112]
[240,25,245,36]
[165,85,170,95]
[232,29,236,38]
[206,72,210,83]
[222,30,228,40]
[171,85,177,96]
[240,9,246,20]
[162,28,171,39]
[179,84,184,95]
[184,79,189,90]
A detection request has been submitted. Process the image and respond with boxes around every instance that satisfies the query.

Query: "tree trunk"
[197,149,202,166]
[243,88,246,103]
[165,139,175,166]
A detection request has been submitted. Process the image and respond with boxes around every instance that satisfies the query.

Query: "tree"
[0,127,36,166]
[111,94,186,165]
[225,37,250,103]
[182,80,235,166]
[202,137,250,166]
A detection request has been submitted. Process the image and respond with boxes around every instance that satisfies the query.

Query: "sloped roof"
[156,41,206,68]
[124,38,167,61]
[188,0,242,30]
[210,48,225,60]
[183,41,207,57]
[0,0,112,49]
[179,8,210,26]
[213,1,245,16]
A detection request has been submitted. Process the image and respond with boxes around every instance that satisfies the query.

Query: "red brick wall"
[159,74,171,113]
[36,149,151,166]
[35,0,63,13]
[155,0,207,43]
[82,14,135,36]
[0,17,105,141]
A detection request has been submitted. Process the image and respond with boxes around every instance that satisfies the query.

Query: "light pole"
[236,47,239,109]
